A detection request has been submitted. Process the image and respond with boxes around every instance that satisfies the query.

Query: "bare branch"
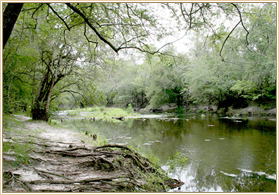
[65,3,183,56]
[59,82,79,91]
[156,32,188,53]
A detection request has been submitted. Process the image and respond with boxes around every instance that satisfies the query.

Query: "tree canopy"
[2,3,276,120]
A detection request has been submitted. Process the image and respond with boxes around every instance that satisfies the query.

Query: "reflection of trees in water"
[218,118,249,131]
[65,116,276,192]
[180,163,276,192]
[218,117,276,133]
[222,174,276,192]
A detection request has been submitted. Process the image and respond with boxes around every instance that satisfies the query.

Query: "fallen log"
[112,116,125,121]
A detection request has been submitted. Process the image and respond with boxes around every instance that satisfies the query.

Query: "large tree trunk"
[31,86,54,122]
[31,71,56,122]
[3,3,24,49]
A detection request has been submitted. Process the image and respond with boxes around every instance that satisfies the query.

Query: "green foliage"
[231,80,258,100]
[3,142,34,165]
[3,114,25,132]
[67,109,81,116]
[145,52,188,109]
[3,115,37,165]
[3,2,276,119]
[142,150,161,168]
[176,106,184,113]
[66,106,139,120]
[126,104,134,114]
[183,3,276,108]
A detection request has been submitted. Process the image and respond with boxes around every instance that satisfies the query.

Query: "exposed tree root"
[3,120,184,192]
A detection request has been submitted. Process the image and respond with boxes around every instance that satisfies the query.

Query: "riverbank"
[2,114,183,192]
[139,104,276,117]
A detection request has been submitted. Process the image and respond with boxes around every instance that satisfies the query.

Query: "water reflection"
[63,113,276,192]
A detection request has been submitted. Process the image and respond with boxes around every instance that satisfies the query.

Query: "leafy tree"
[3,2,276,119]
[184,27,247,108]
[145,49,188,109]
[183,3,276,109]
[3,3,176,120]
[230,3,276,105]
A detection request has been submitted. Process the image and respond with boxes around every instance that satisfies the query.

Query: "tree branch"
[219,3,251,61]
[231,3,250,47]
[59,90,86,99]
[66,3,119,53]
[219,21,240,61]
[65,3,170,56]
[47,3,70,31]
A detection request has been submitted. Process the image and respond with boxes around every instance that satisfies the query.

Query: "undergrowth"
[65,106,140,120]
[3,142,36,165]
[3,114,39,166]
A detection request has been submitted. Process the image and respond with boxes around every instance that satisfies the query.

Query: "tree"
[182,3,276,109]
[3,3,175,120]
[3,3,24,48]
[183,29,245,108]
[144,49,188,109]
[2,4,166,121]
[230,3,276,105]
[4,3,268,120]
[4,3,252,56]
[31,44,80,121]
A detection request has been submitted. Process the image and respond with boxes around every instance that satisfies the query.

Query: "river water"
[60,113,277,192]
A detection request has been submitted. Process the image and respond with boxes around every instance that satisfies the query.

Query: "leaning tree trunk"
[3,3,24,49]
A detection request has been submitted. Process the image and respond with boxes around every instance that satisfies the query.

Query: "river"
[59,113,277,192]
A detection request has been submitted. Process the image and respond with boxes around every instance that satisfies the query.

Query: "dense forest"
[3,3,276,121]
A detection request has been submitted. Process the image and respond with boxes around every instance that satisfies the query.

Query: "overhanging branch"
[66,3,119,53]
[231,3,250,46]
[219,3,250,61]
[65,3,176,56]
[219,21,240,61]
[47,3,70,31]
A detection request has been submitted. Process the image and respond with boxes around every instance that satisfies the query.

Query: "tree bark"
[31,71,56,122]
[3,3,24,49]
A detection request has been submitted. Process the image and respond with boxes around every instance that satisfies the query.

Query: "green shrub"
[176,106,184,113]
[127,104,134,114]
[67,109,81,116]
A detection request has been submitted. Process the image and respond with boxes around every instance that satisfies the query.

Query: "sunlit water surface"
[58,113,277,192]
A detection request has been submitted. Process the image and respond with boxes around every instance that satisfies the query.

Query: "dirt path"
[2,115,183,192]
